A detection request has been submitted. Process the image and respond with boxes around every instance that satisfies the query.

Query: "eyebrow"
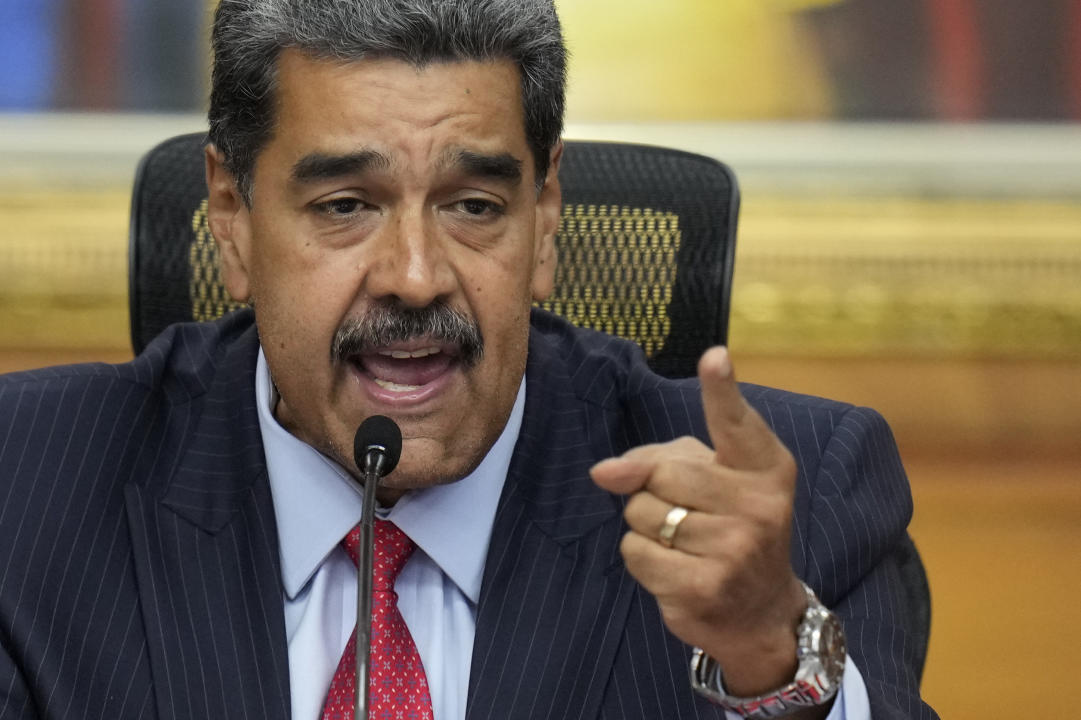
[289,150,391,184]
[444,149,523,185]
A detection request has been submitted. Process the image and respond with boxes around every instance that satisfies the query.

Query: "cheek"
[482,301,533,379]
[475,278,534,348]
[247,277,346,395]
[247,227,359,334]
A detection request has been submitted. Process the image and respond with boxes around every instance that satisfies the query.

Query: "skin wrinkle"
[290,147,523,197]
[441,149,523,184]
[290,150,392,185]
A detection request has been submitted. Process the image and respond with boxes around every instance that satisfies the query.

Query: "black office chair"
[128,133,739,378]
[127,132,930,682]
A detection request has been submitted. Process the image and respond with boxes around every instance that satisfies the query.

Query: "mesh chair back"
[129,133,739,378]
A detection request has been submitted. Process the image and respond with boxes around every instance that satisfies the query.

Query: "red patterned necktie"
[322,519,434,720]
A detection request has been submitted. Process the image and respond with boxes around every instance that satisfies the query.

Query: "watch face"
[818,614,847,681]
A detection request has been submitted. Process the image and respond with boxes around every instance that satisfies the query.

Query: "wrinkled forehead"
[258,50,534,175]
[272,48,526,117]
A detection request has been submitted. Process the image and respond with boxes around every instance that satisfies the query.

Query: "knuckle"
[647,463,680,496]
[623,492,649,521]
[619,531,643,562]
[745,488,791,528]
[692,571,727,606]
[681,559,727,602]
[648,444,712,490]
[723,532,758,566]
[671,436,704,455]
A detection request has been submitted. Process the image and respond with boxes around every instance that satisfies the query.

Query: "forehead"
[263,50,529,168]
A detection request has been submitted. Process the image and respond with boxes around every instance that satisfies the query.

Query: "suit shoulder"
[0,312,260,513]
[528,308,692,409]
[741,382,855,420]
[0,312,259,490]
[740,382,894,445]
[527,309,706,449]
[0,310,256,407]
[526,311,896,446]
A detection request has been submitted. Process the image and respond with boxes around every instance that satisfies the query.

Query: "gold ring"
[658,506,689,549]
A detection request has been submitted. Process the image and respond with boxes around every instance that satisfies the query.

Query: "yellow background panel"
[557,0,833,120]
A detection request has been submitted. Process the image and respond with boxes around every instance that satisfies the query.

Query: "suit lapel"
[124,322,291,720]
[467,324,637,720]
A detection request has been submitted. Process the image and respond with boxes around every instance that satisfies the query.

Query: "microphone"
[351,415,402,720]
[353,414,403,479]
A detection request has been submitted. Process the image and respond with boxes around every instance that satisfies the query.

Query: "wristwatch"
[689,582,846,718]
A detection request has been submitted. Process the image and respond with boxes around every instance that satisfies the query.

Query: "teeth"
[373,378,421,392]
[378,347,440,359]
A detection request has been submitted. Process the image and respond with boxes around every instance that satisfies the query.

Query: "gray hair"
[208,0,567,204]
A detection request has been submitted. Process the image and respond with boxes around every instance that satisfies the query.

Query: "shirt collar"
[256,348,522,605]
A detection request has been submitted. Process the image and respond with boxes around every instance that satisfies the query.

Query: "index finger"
[698,346,783,471]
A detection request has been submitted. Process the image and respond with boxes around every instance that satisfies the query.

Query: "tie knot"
[340,520,416,591]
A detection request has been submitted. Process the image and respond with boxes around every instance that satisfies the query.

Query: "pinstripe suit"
[0,308,936,719]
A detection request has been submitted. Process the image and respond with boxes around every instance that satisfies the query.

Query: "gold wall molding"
[731,196,1081,358]
[3,186,1080,359]
[0,188,129,349]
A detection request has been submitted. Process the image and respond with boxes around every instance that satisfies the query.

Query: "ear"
[531,141,563,302]
[204,144,254,303]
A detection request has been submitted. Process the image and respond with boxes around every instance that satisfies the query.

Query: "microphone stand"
[350,415,401,720]
[355,451,385,720]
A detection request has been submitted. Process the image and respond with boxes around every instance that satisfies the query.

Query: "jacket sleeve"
[791,404,938,720]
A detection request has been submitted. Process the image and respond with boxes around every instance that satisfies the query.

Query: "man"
[0,1,936,719]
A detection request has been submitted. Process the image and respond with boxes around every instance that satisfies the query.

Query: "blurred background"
[2,1,1079,716]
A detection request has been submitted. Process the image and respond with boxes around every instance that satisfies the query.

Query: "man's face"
[206,51,561,501]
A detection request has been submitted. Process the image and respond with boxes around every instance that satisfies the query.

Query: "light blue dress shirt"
[254,349,869,720]
[256,349,520,720]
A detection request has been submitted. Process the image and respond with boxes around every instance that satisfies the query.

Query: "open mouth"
[350,343,459,396]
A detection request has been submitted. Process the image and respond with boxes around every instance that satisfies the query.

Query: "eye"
[309,193,378,221]
[319,197,365,216]
[454,198,503,217]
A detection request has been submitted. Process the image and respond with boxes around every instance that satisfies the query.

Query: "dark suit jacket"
[0,309,936,719]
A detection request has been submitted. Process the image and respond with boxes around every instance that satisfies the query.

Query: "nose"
[362,205,456,308]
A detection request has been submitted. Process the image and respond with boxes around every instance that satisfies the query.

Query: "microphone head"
[353,415,403,477]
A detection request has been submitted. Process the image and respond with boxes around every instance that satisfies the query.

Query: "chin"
[384,436,486,490]
[395,458,471,488]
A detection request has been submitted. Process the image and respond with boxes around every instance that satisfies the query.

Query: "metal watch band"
[689,582,846,718]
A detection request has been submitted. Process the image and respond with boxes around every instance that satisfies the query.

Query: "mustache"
[331,301,484,367]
